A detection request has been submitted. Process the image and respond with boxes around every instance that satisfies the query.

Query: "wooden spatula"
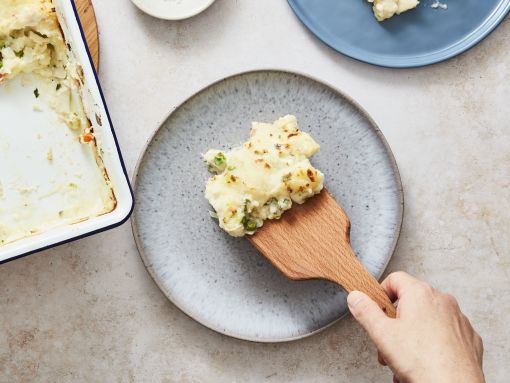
[249,188,396,318]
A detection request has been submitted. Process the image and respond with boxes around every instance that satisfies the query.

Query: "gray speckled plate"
[132,70,403,342]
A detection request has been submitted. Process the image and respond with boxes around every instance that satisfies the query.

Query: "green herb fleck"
[214,153,226,166]
[14,49,24,58]
[227,166,236,171]
[0,60,3,69]
[242,215,257,231]
[34,88,39,98]
[56,83,61,91]
[244,199,251,214]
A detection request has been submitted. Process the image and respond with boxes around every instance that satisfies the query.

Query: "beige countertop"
[1,1,509,381]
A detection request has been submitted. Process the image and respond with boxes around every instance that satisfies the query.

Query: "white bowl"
[130,0,216,20]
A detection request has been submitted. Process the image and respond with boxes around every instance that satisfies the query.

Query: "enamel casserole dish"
[0,0,133,263]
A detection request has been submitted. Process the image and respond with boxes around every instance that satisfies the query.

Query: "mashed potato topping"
[368,0,419,21]
[204,115,324,237]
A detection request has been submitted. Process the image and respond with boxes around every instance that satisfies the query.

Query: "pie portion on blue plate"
[288,0,510,67]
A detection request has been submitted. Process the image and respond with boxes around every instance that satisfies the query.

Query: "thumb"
[348,290,391,344]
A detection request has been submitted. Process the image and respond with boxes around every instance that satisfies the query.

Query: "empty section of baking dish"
[0,0,133,263]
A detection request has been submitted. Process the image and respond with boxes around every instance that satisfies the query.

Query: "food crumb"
[431,1,447,9]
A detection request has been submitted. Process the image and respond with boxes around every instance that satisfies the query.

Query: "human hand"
[347,272,484,383]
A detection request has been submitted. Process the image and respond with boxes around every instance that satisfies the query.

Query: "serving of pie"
[367,0,420,21]
[204,115,324,237]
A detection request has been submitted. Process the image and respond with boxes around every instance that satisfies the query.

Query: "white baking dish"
[0,0,133,263]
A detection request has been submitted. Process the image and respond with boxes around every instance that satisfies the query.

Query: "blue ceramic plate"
[288,0,510,68]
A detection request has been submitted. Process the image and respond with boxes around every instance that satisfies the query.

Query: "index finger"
[381,271,421,302]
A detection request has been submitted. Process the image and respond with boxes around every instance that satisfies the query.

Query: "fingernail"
[347,291,365,308]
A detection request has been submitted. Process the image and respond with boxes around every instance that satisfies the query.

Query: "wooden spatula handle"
[249,189,396,318]
[327,248,396,318]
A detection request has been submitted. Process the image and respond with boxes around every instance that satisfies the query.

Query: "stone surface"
[0,0,509,381]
